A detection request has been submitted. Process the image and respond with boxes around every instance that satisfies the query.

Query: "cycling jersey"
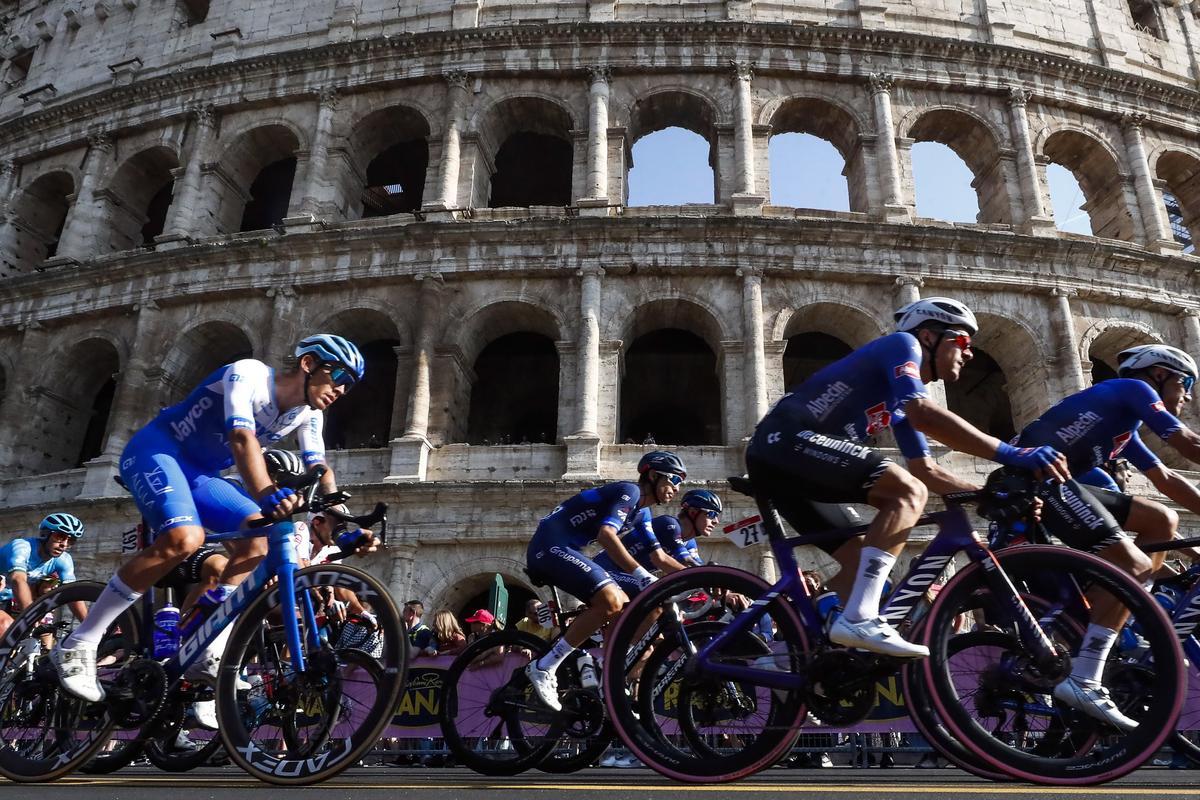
[1016,379,1181,477]
[593,513,692,573]
[0,537,75,601]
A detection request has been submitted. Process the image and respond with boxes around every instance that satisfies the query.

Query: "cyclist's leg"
[1113,492,1175,574]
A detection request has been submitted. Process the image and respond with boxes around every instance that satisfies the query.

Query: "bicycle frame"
[683,498,1064,692]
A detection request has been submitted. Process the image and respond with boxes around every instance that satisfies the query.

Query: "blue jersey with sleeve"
[648,515,698,566]
[762,333,932,459]
[0,537,75,601]
[151,359,326,472]
[537,482,642,549]
[683,538,701,565]
[593,508,660,572]
[1016,379,1182,476]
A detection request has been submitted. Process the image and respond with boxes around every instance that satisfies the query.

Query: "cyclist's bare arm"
[1167,426,1200,464]
[1143,463,1200,561]
[906,455,979,494]
[9,571,32,612]
[596,525,640,573]
[649,549,687,574]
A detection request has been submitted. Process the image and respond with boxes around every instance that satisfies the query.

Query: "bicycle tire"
[535,722,613,773]
[438,629,557,776]
[143,694,223,772]
[0,580,140,782]
[216,563,407,785]
[921,545,1184,785]
[601,565,809,783]
[1167,637,1200,766]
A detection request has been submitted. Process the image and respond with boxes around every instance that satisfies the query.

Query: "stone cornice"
[3,22,1200,156]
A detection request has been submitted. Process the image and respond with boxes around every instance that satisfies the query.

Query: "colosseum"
[0,0,1198,617]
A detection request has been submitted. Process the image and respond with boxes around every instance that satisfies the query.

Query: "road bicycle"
[0,466,407,786]
[599,474,1184,785]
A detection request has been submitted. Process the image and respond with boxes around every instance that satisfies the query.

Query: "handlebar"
[247,466,389,559]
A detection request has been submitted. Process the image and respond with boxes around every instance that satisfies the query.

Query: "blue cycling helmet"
[39,513,84,539]
[295,333,366,382]
[681,489,723,515]
[637,450,687,479]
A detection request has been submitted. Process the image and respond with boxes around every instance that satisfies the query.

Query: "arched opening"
[621,329,720,445]
[909,110,1009,224]
[479,98,573,208]
[1091,357,1119,384]
[161,321,254,401]
[1087,325,1158,386]
[77,376,116,466]
[1043,131,1132,241]
[28,339,120,474]
[349,105,432,219]
[782,331,853,389]
[467,332,558,445]
[318,310,402,451]
[627,91,718,206]
[1,171,73,277]
[1047,164,1092,235]
[944,346,1015,442]
[1156,151,1200,253]
[103,146,179,251]
[449,573,537,630]
[768,97,864,212]
[240,157,297,232]
[213,125,301,235]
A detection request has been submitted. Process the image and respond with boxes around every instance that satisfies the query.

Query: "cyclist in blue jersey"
[747,297,1069,659]
[0,513,85,638]
[1002,343,1200,729]
[524,450,687,710]
[51,334,370,703]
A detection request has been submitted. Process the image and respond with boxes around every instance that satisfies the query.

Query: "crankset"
[805,649,879,725]
[559,688,605,739]
[108,658,169,728]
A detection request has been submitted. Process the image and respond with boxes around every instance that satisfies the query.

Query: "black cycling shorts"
[1037,480,1128,553]
[155,546,223,593]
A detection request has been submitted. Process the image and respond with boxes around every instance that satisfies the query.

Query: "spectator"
[403,601,438,657]
[515,599,557,642]
[432,609,467,656]
[464,608,498,642]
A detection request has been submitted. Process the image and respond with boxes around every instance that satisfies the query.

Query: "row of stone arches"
[4,83,1199,276]
[0,297,1172,477]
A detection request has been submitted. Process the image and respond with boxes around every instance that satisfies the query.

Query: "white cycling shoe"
[184,654,220,686]
[1053,676,1139,731]
[524,662,562,712]
[829,616,930,659]
[192,699,219,730]
[50,642,105,702]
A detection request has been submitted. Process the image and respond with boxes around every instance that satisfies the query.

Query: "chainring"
[559,688,605,738]
[108,658,169,728]
[805,650,877,725]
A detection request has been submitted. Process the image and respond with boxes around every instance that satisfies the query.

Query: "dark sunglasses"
[941,330,972,353]
[655,472,684,486]
[694,509,720,520]
[322,363,358,388]
[1178,374,1196,394]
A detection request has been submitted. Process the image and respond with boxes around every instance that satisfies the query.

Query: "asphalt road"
[4,766,1198,800]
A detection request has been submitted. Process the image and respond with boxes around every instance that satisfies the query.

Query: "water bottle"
[153,590,181,659]
[577,652,599,690]
[814,591,841,624]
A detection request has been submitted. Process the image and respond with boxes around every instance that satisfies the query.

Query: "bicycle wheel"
[602,565,809,783]
[536,722,613,773]
[1167,638,1200,766]
[216,563,407,785]
[921,545,1184,785]
[535,651,611,774]
[144,691,223,772]
[438,629,558,776]
[0,581,140,782]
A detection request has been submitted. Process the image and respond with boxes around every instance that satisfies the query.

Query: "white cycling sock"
[1070,624,1118,685]
[843,547,896,623]
[63,575,142,648]
[536,636,576,674]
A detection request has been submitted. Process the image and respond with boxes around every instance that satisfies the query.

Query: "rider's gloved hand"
[994,443,1070,482]
[632,566,657,590]
[336,529,378,555]
[259,488,296,519]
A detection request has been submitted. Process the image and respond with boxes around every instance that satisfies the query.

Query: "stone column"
[580,66,611,206]
[53,131,114,263]
[386,543,418,605]
[740,268,768,434]
[264,285,298,365]
[729,61,765,215]
[296,87,339,220]
[388,275,443,481]
[564,267,604,479]
[0,319,47,470]
[869,74,909,220]
[1051,288,1086,398]
[1006,87,1053,234]
[1177,309,1200,430]
[893,276,948,410]
[157,105,217,248]
[0,159,17,216]
[1121,113,1176,251]
[423,72,471,218]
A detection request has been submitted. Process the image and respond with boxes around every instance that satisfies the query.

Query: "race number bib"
[724,515,767,548]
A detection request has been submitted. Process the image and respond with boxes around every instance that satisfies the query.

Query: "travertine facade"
[0,0,1199,613]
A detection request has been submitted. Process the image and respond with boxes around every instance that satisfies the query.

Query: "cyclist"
[51,334,368,703]
[524,450,687,710]
[746,297,1069,659]
[0,513,85,638]
[1004,343,1200,728]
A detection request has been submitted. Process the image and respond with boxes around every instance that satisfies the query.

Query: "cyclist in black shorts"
[747,297,1068,658]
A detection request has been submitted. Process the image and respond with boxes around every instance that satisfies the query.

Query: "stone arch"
[778,302,885,390]
[1080,319,1162,383]
[627,88,722,204]
[472,95,575,208]
[160,320,255,400]
[212,122,304,234]
[346,104,432,219]
[1041,127,1133,242]
[775,301,888,347]
[448,300,563,445]
[102,145,181,252]
[1,169,75,277]
[317,308,404,450]
[1153,149,1200,249]
[965,310,1047,429]
[768,95,869,213]
[24,336,121,474]
[608,291,732,348]
[904,107,1012,224]
[422,556,540,620]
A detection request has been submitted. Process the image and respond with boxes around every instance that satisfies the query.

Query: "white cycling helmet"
[1117,344,1199,381]
[894,297,978,336]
